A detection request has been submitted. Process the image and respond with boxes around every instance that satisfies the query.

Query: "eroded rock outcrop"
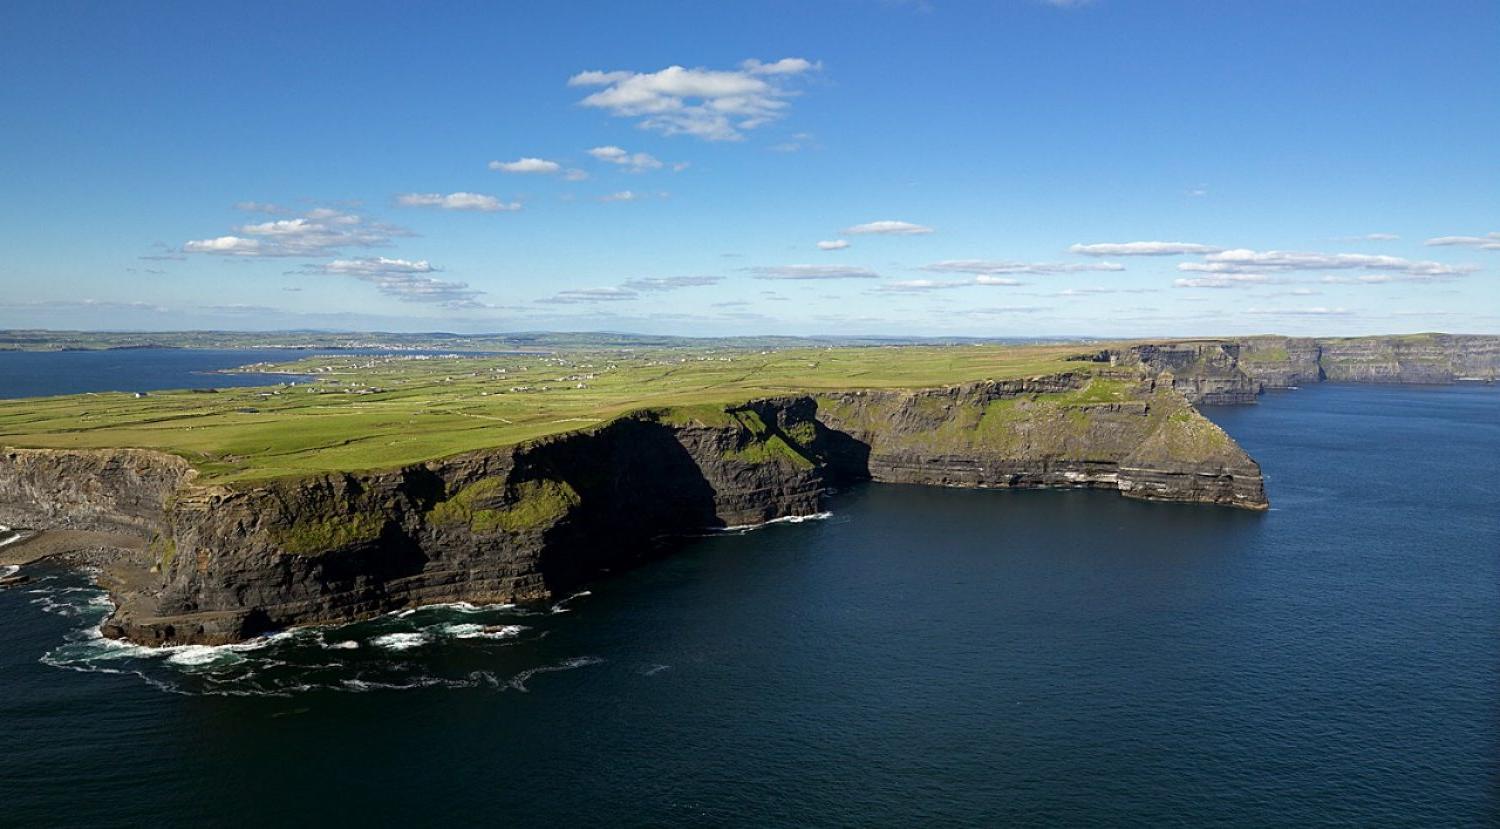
[1,375,1266,644]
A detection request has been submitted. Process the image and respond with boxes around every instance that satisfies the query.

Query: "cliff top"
[0,343,1105,483]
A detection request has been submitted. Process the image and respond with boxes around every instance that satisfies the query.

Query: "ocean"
[1,362,1496,825]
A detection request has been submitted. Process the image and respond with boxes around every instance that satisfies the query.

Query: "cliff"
[1078,334,1500,404]
[1240,334,1500,387]
[1,375,1266,644]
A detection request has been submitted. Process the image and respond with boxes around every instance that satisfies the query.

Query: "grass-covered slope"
[0,345,1092,483]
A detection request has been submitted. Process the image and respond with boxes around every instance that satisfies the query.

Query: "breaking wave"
[717,511,835,533]
[31,571,598,697]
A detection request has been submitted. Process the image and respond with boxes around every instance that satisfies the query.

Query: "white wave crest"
[718,511,834,532]
[371,632,428,651]
[439,623,528,640]
[549,590,593,614]
[507,656,604,692]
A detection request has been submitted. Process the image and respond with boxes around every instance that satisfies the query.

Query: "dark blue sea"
[0,348,346,398]
[1,376,1497,826]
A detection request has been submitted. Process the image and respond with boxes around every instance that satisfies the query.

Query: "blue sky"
[1,0,1496,337]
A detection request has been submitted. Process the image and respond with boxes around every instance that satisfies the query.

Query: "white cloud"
[598,190,639,202]
[923,259,1126,275]
[319,257,436,275]
[843,220,934,236]
[622,276,723,291]
[183,236,264,255]
[396,192,521,212]
[817,239,850,251]
[309,257,484,308]
[1069,241,1220,256]
[488,157,562,174]
[567,59,819,141]
[749,264,880,280]
[877,274,1027,292]
[183,207,410,257]
[563,168,590,181]
[742,58,820,75]
[588,145,665,172]
[1425,232,1500,250]
[1180,248,1473,278]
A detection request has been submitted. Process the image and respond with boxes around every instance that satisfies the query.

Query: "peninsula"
[1,333,1494,645]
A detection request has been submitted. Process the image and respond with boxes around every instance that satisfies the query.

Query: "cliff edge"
[1,373,1265,644]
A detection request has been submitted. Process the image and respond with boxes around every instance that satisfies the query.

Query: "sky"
[1,0,1496,338]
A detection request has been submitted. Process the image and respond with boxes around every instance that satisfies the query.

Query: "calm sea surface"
[0,347,484,399]
[1,368,1496,826]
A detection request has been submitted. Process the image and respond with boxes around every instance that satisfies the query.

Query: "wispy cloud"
[587,145,669,172]
[1180,248,1473,278]
[749,264,880,280]
[622,276,723,291]
[0,298,171,313]
[183,207,411,258]
[1069,241,1219,256]
[770,132,817,153]
[1425,232,1500,251]
[877,279,971,292]
[958,305,1048,315]
[1332,232,1400,242]
[537,287,640,304]
[1244,306,1352,316]
[598,190,640,202]
[1173,274,1272,289]
[843,220,934,236]
[923,259,1125,275]
[817,239,850,251]
[396,192,521,212]
[306,257,485,308]
[489,157,562,174]
[568,59,820,141]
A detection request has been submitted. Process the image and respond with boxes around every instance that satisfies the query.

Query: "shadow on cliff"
[524,419,725,594]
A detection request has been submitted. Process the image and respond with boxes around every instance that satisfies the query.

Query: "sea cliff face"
[1,375,1267,644]
[1081,334,1500,404]
[1243,334,1500,387]
[813,375,1265,508]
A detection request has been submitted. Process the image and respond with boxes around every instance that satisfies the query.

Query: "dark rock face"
[1075,343,1261,405]
[0,448,191,534]
[1,380,1267,645]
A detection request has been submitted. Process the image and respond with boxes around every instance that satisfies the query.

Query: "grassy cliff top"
[0,344,1099,483]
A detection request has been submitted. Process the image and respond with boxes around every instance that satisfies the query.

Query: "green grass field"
[0,344,1103,483]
